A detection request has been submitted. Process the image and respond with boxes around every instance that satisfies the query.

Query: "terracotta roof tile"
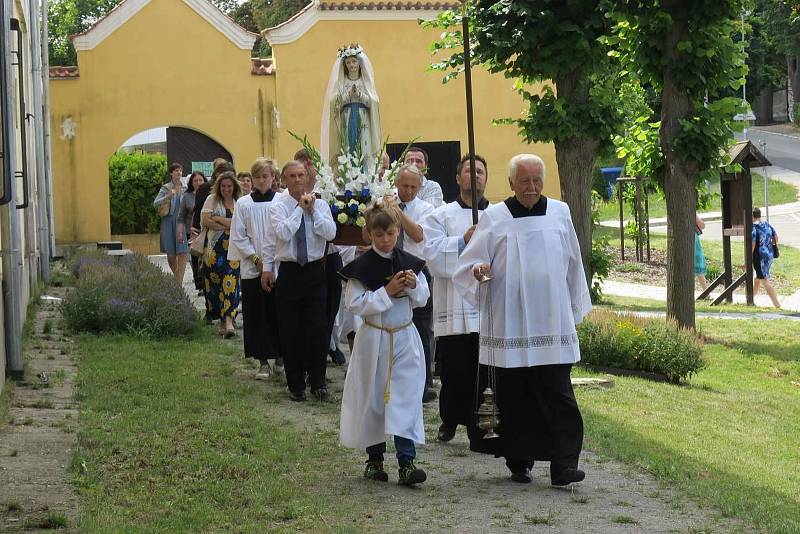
[49,66,79,79]
[319,1,460,10]
[251,57,275,76]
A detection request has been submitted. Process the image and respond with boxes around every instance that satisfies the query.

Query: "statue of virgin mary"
[320,44,382,171]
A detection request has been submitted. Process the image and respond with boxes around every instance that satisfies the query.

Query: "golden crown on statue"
[337,43,363,59]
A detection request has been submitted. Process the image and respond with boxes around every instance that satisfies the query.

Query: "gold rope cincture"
[363,319,413,404]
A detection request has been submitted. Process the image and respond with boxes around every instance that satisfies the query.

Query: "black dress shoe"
[437,423,456,442]
[329,348,346,365]
[551,467,585,486]
[312,388,331,402]
[289,390,307,402]
[510,468,533,484]
[422,389,437,403]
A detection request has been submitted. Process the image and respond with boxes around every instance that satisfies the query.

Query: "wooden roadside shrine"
[697,141,770,306]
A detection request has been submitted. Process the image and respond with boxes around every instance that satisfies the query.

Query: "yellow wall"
[50,0,559,244]
[50,0,277,243]
[270,18,559,202]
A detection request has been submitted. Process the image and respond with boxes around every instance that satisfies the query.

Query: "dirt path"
[0,287,79,532]
[149,255,743,533]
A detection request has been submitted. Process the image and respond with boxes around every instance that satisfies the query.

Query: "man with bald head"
[453,154,591,487]
[393,164,437,402]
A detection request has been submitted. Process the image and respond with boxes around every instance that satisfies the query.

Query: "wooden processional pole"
[461,4,479,225]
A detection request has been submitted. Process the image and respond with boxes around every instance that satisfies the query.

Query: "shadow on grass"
[705,336,800,364]
[583,410,800,533]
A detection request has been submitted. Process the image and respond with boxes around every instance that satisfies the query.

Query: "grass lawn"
[596,173,798,222]
[72,331,357,533]
[575,316,800,534]
[596,225,800,295]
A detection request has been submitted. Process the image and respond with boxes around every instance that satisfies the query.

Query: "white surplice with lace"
[452,198,592,368]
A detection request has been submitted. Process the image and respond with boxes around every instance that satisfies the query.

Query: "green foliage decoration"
[109,151,167,235]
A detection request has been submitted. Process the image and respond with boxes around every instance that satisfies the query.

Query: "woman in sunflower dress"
[201,171,242,337]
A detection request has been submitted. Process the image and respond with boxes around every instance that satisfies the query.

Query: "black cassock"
[468,196,584,472]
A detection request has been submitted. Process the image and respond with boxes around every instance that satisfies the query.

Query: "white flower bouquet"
[289,132,414,244]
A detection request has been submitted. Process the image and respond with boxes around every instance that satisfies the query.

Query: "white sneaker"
[255,362,271,380]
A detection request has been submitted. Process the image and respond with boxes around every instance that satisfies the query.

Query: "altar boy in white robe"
[228,158,279,379]
[453,154,592,487]
[423,154,490,443]
[338,200,429,486]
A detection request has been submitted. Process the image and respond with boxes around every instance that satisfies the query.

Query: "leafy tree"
[761,0,800,124]
[744,0,787,124]
[424,1,622,288]
[611,1,746,328]
[231,0,309,57]
[48,0,119,65]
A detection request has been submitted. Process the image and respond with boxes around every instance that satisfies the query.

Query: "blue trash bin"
[600,167,623,200]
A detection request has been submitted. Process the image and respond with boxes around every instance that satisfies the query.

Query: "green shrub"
[577,310,705,383]
[61,251,198,337]
[109,151,167,234]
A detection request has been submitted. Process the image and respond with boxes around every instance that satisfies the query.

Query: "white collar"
[372,244,393,258]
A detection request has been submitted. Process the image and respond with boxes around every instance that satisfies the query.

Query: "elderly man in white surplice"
[452,154,592,487]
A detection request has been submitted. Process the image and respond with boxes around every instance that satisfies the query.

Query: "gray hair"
[397,163,424,185]
[508,154,546,182]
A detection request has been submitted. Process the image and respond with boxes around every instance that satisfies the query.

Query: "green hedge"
[61,250,198,337]
[109,151,167,234]
[577,310,705,383]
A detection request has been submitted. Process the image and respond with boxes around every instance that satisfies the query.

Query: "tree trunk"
[660,16,697,330]
[555,138,597,289]
[554,71,600,290]
[753,86,774,126]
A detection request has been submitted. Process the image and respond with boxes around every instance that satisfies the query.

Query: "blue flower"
[361,187,370,198]
[344,190,353,201]
[330,204,340,216]
[348,204,357,215]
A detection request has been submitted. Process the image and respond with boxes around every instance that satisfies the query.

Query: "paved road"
[737,127,800,172]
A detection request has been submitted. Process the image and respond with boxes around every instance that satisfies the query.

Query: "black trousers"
[438,333,480,427]
[275,261,328,393]
[412,267,433,388]
[240,277,279,363]
[469,363,583,471]
[325,252,344,350]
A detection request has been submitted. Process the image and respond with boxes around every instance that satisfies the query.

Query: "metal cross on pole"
[461,2,479,225]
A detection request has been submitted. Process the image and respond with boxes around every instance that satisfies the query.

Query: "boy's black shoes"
[510,468,533,484]
[551,468,585,487]
[289,390,307,402]
[398,461,426,486]
[329,348,346,365]
[436,423,456,442]
[364,459,389,482]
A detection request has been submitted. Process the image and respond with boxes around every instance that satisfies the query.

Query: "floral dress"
[752,220,777,279]
[203,208,240,320]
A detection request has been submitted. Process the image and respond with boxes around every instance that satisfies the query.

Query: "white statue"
[321,44,381,171]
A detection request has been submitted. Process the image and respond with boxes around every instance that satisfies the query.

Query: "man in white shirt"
[423,154,490,442]
[404,147,444,208]
[269,161,337,402]
[394,164,436,402]
[453,154,591,487]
